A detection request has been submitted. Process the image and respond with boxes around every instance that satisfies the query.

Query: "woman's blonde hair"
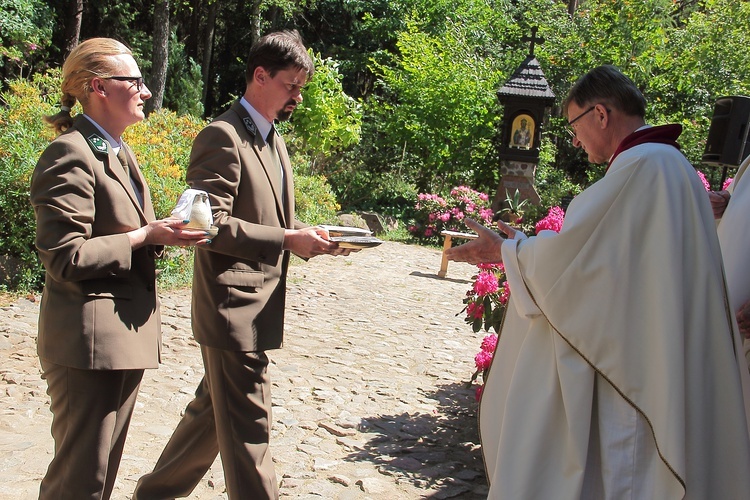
[45,38,133,134]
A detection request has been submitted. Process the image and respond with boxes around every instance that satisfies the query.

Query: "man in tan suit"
[134,30,351,499]
[31,38,206,499]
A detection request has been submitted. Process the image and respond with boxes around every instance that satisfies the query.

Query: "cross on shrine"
[521,26,544,56]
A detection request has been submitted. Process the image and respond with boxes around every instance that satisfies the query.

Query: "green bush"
[0,70,348,292]
[293,170,341,225]
[124,109,206,219]
[284,51,362,173]
[0,72,59,290]
[0,73,207,291]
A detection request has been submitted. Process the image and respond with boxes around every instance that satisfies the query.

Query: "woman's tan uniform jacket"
[31,116,163,370]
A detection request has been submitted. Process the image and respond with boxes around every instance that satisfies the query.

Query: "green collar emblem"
[243,117,258,137]
[87,134,109,155]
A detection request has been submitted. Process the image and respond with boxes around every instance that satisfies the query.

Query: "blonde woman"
[30,38,208,499]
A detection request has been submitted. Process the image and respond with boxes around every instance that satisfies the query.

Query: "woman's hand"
[128,218,212,249]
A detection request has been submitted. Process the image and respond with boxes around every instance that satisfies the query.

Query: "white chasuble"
[717,154,750,315]
[480,140,750,499]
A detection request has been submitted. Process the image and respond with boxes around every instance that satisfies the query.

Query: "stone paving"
[0,241,490,499]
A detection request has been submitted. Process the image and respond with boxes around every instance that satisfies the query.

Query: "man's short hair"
[245,30,314,84]
[563,65,646,119]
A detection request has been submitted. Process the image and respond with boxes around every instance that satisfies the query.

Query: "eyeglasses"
[565,106,596,138]
[106,76,144,92]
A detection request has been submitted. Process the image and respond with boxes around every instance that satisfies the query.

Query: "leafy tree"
[163,31,205,117]
[368,16,505,194]
[0,0,54,83]
[648,0,750,170]
[285,52,362,173]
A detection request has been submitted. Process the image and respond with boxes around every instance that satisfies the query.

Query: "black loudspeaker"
[703,96,750,167]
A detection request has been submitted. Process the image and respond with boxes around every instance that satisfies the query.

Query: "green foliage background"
[0,68,345,290]
[2,0,750,291]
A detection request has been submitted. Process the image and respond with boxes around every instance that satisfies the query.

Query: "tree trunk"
[63,0,84,58]
[251,0,262,44]
[568,0,578,17]
[148,0,170,113]
[201,0,218,104]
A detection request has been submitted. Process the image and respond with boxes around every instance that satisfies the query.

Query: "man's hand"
[444,218,506,265]
[708,190,730,219]
[737,299,750,339]
[283,226,355,259]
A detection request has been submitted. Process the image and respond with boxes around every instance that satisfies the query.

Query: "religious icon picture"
[510,114,534,149]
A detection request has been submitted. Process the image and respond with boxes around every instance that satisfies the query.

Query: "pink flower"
[723,177,734,190]
[479,193,489,201]
[696,170,711,191]
[475,350,493,370]
[424,227,434,237]
[499,280,510,305]
[466,301,485,319]
[477,262,504,272]
[535,206,565,234]
[473,271,499,296]
[480,333,498,353]
[439,211,451,222]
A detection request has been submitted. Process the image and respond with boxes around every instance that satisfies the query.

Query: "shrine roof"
[498,55,556,101]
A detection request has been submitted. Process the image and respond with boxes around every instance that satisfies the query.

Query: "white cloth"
[717,155,750,314]
[481,140,750,499]
[171,188,213,229]
[716,155,750,368]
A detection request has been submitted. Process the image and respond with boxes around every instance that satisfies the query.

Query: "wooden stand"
[438,230,478,277]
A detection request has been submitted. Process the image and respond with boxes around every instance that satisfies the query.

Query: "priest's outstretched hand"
[445,218,521,265]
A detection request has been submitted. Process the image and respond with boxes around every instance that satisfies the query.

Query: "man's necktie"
[267,127,283,183]
[117,147,130,178]
[117,146,144,208]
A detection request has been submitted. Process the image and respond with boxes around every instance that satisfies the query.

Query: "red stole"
[608,124,683,170]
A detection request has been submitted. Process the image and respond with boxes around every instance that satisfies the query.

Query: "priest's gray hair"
[563,65,646,119]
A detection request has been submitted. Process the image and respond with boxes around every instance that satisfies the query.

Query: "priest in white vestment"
[709,155,750,364]
[447,65,750,499]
